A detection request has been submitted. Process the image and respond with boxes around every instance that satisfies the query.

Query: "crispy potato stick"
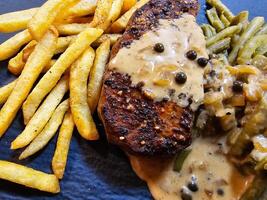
[89,0,113,28]
[0,30,32,61]
[206,0,234,22]
[52,110,75,179]
[70,48,99,140]
[206,25,241,46]
[122,0,137,13]
[0,80,17,105]
[110,0,149,33]
[98,0,124,31]
[228,17,265,64]
[56,23,91,35]
[19,100,69,160]
[12,75,69,149]
[55,36,76,54]
[92,33,121,47]
[88,39,110,112]
[0,29,57,138]
[42,59,57,73]
[64,0,97,17]
[8,41,37,76]
[0,8,38,33]
[237,34,267,64]
[22,28,103,124]
[28,0,78,40]
[0,160,60,193]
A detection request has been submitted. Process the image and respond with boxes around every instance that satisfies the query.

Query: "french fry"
[22,28,103,124]
[28,0,78,41]
[55,36,76,54]
[92,33,121,47]
[89,0,113,28]
[0,30,32,61]
[88,39,110,112]
[110,0,149,33]
[122,0,137,13]
[56,23,91,35]
[12,75,69,149]
[0,160,60,193]
[98,0,124,31]
[19,100,69,160]
[0,80,17,105]
[8,41,37,76]
[70,47,99,140]
[52,110,75,179]
[64,0,97,18]
[0,29,57,138]
[0,8,38,33]
[42,59,57,73]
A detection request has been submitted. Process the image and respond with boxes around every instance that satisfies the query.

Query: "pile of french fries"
[0,0,148,194]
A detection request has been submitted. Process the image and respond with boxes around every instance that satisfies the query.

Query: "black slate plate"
[0,0,266,199]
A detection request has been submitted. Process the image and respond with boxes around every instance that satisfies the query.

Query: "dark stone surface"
[0,0,266,199]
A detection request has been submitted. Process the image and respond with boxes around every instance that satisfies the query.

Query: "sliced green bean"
[230,94,267,157]
[231,11,249,26]
[208,37,231,54]
[220,14,230,27]
[206,0,234,22]
[237,34,267,64]
[217,53,229,65]
[206,24,241,46]
[201,24,216,38]
[255,44,267,56]
[173,149,191,172]
[207,7,225,31]
[252,55,267,70]
[228,17,265,64]
[256,24,267,35]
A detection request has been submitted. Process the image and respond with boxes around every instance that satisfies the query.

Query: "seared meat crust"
[98,0,199,156]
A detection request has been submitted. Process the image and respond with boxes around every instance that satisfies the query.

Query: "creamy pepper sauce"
[129,137,253,200]
[109,14,208,111]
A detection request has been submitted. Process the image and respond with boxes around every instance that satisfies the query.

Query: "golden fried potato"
[122,0,137,13]
[22,28,103,124]
[0,29,57,138]
[0,160,60,193]
[70,47,99,140]
[88,39,110,112]
[0,80,17,105]
[52,110,75,179]
[0,30,32,61]
[19,100,69,160]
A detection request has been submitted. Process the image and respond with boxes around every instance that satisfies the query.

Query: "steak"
[98,0,200,156]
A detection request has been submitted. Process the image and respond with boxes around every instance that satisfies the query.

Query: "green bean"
[220,14,230,27]
[230,94,267,157]
[206,24,241,46]
[252,55,267,70]
[256,24,267,35]
[228,17,265,64]
[208,37,231,54]
[231,11,249,26]
[201,24,216,38]
[231,34,240,48]
[173,149,191,172]
[206,0,234,22]
[207,7,225,31]
[255,44,267,56]
[241,174,267,200]
[237,34,267,64]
